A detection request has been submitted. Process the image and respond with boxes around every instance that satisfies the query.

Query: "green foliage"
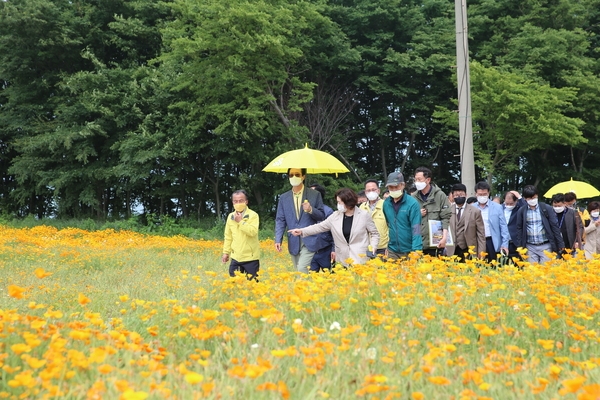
[2,0,600,220]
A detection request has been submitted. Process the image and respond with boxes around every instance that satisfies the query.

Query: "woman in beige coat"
[289,188,379,266]
[585,201,600,259]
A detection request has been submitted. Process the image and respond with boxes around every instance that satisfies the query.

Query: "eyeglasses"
[288,173,302,178]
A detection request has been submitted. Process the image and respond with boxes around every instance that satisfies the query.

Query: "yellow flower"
[8,285,25,299]
[184,372,204,384]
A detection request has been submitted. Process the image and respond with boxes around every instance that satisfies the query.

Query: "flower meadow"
[1,225,600,400]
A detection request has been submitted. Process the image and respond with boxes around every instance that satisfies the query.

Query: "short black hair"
[364,179,379,188]
[414,167,432,179]
[287,168,307,176]
[335,188,358,209]
[232,189,249,200]
[522,185,538,199]
[309,183,326,200]
[551,193,565,204]
[564,192,577,202]
[451,183,467,194]
[474,181,491,193]
[466,196,477,204]
[588,201,600,212]
[357,190,366,198]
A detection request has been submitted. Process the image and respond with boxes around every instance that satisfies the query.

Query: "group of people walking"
[222,166,600,279]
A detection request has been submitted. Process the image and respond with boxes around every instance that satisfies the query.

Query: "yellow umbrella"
[262,144,349,174]
[544,178,600,199]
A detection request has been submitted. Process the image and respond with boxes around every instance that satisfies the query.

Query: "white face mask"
[477,196,489,205]
[366,191,379,201]
[553,206,565,213]
[527,198,538,207]
[415,181,427,191]
[289,176,303,187]
[592,211,599,218]
[389,190,403,199]
[337,203,346,213]
[504,205,515,210]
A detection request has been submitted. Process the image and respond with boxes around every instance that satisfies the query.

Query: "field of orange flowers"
[1,225,600,399]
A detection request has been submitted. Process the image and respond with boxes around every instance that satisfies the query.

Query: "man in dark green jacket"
[412,167,452,257]
[382,171,423,259]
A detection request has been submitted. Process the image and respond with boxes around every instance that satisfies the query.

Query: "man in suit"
[516,185,565,263]
[473,181,510,263]
[446,183,486,261]
[551,193,582,254]
[503,190,527,260]
[275,168,325,273]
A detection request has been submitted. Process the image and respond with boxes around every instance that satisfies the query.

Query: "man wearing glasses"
[275,168,326,273]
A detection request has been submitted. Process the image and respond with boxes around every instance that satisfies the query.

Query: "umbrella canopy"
[262,144,349,174]
[544,178,600,199]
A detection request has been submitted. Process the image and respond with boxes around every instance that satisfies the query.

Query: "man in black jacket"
[516,185,565,264]
[550,193,582,254]
[503,190,526,259]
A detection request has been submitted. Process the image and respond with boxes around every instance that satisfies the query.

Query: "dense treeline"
[1,0,599,221]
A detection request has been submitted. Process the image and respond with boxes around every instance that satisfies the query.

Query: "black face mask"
[454,196,466,205]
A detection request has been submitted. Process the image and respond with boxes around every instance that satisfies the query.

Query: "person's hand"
[302,200,312,213]
[234,212,243,223]
[331,252,336,262]
[574,243,580,249]
[501,247,509,256]
[275,243,282,252]
[421,208,427,217]
[288,229,302,236]
[222,254,229,263]
[595,220,600,227]
[437,238,447,248]
[510,190,521,199]
[384,249,388,257]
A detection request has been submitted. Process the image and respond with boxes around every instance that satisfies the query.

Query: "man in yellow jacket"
[359,179,389,256]
[222,190,260,280]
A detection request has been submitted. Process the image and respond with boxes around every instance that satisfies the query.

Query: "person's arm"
[411,202,423,251]
[222,217,233,262]
[498,205,510,251]
[239,211,259,237]
[301,215,332,237]
[366,215,380,253]
[475,210,486,258]
[516,208,523,247]
[306,191,325,222]
[274,197,286,251]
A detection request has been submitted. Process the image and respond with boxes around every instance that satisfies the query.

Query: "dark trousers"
[422,247,442,257]
[507,241,521,260]
[310,247,333,272]
[453,245,468,263]
[229,259,260,280]
[485,237,497,263]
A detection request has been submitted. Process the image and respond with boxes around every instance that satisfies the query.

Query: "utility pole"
[455,0,476,194]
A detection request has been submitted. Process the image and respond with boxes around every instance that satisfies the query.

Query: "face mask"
[592,211,600,218]
[366,191,379,201]
[504,205,515,211]
[477,196,489,205]
[415,181,427,191]
[289,176,303,187]
[553,206,565,213]
[527,198,538,207]
[233,203,246,213]
[389,190,403,199]
[337,203,346,213]
[454,196,466,206]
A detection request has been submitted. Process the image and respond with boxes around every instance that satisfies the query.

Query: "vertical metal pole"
[455,0,476,194]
